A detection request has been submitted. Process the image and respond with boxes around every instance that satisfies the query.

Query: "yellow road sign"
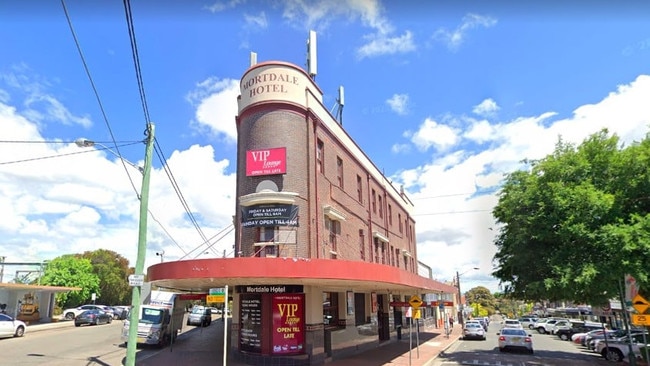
[413,308,421,319]
[207,294,225,303]
[409,295,423,309]
[632,294,649,314]
[632,314,650,326]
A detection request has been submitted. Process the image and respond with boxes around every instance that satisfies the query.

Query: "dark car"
[556,322,603,341]
[74,309,113,327]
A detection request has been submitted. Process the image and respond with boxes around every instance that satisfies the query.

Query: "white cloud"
[244,11,268,29]
[472,98,499,117]
[204,0,245,13]
[398,74,650,292]
[433,13,497,51]
[186,77,240,143]
[386,93,409,115]
[357,30,415,59]
[408,118,460,152]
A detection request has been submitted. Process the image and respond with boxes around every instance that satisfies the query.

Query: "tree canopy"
[492,129,650,305]
[40,254,101,309]
[465,286,497,315]
[81,249,132,306]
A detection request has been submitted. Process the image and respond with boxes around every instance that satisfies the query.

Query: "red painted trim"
[148,258,458,293]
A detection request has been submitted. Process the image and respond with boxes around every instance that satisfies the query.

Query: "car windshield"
[140,308,163,324]
[466,323,480,328]
[502,329,527,336]
[192,307,205,314]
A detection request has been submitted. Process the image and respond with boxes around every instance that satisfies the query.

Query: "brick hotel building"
[147,59,458,365]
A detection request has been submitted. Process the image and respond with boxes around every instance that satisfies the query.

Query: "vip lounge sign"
[241,204,299,227]
[246,147,287,176]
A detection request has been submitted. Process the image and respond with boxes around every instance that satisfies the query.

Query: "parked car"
[74,309,113,327]
[0,313,26,338]
[556,321,604,341]
[111,306,130,320]
[62,304,111,320]
[497,328,534,354]
[463,322,486,340]
[536,318,567,334]
[595,332,650,362]
[187,305,212,327]
[518,317,538,330]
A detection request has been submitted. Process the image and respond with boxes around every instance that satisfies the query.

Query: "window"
[317,139,324,174]
[326,217,338,258]
[336,157,343,188]
[356,175,363,202]
[388,204,392,225]
[398,213,403,233]
[372,189,376,214]
[256,227,278,257]
[395,248,399,268]
[359,230,365,260]
[378,195,383,218]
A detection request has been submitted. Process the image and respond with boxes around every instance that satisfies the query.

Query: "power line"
[415,209,492,216]
[0,141,141,166]
[122,0,151,126]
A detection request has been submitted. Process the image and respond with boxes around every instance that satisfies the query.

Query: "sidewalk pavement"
[27,317,462,366]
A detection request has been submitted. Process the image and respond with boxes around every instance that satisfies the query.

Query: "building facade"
[147,59,458,365]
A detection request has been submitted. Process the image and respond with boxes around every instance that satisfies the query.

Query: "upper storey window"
[317,139,324,174]
[356,175,363,202]
[336,157,343,188]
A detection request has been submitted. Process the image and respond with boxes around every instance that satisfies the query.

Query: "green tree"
[81,249,132,305]
[492,129,650,305]
[465,286,497,315]
[40,255,100,309]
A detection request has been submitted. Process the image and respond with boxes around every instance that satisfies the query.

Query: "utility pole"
[125,123,155,366]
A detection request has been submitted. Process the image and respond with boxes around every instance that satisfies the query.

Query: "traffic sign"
[409,295,423,309]
[632,314,650,326]
[128,274,144,287]
[632,294,649,314]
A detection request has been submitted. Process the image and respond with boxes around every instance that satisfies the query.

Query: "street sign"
[632,294,649,314]
[128,274,144,287]
[409,295,423,309]
[632,314,650,326]
[413,308,421,319]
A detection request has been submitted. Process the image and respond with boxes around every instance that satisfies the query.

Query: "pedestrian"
[449,317,454,328]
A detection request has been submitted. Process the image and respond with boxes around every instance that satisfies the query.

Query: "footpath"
[27,317,462,366]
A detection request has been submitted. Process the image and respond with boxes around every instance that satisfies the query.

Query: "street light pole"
[456,267,479,328]
[456,271,463,327]
[125,123,155,366]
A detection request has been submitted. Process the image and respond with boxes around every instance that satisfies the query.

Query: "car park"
[536,318,567,334]
[462,322,486,340]
[187,305,212,327]
[74,309,113,327]
[0,313,26,338]
[497,328,534,354]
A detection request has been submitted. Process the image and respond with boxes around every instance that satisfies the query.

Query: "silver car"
[463,322,486,340]
[497,328,533,354]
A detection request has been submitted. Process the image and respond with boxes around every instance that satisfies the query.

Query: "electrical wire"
[122,0,151,125]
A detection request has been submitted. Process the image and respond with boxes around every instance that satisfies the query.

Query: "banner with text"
[241,204,299,227]
[272,294,305,355]
[246,147,287,176]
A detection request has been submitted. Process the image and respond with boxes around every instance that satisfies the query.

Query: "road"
[433,320,613,366]
[0,314,219,366]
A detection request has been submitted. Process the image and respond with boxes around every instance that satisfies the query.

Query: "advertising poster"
[246,147,287,176]
[240,294,263,353]
[241,204,299,228]
[271,294,304,355]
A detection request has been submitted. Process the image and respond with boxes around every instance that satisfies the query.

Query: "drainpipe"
[366,173,373,262]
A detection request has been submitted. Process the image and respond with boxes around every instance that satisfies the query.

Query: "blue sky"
[1,0,649,294]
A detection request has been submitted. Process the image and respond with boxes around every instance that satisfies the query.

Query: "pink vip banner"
[271,294,304,355]
[246,147,287,176]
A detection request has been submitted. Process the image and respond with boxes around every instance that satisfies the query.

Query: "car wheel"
[559,333,569,341]
[65,312,75,320]
[499,347,505,352]
[14,326,25,337]
[537,327,546,334]
[108,317,112,324]
[75,323,81,327]
[529,324,534,329]
[603,348,624,362]
[529,349,534,354]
